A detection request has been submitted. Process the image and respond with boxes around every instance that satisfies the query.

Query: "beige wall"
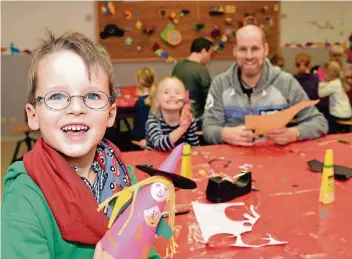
[1,1,351,140]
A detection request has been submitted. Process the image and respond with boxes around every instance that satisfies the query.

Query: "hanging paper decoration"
[224,17,233,25]
[10,43,20,55]
[125,37,133,46]
[124,10,132,20]
[243,15,257,25]
[283,41,346,49]
[100,24,124,39]
[169,9,190,24]
[264,17,274,27]
[274,4,279,12]
[160,24,182,46]
[160,8,166,18]
[210,25,221,39]
[23,49,33,54]
[136,46,142,52]
[224,5,236,14]
[151,43,175,63]
[209,6,224,16]
[135,21,143,30]
[261,5,269,13]
[1,47,7,54]
[143,25,156,37]
[101,1,116,15]
[193,23,205,32]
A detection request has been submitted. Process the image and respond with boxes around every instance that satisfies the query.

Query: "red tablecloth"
[121,134,352,259]
[115,85,138,108]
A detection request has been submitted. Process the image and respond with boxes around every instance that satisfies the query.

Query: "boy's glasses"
[34,91,114,110]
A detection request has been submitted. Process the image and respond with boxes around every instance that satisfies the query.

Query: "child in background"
[342,62,352,104]
[294,52,329,115]
[131,67,156,149]
[318,61,352,134]
[270,54,285,69]
[145,77,199,152]
[1,31,168,259]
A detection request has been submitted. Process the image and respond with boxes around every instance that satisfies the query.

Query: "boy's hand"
[94,242,114,259]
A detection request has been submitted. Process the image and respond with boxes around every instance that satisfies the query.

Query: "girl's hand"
[93,242,114,259]
[180,102,192,129]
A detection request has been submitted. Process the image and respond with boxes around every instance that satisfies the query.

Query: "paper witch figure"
[98,143,197,258]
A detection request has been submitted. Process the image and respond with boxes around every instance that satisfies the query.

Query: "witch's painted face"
[150,182,169,202]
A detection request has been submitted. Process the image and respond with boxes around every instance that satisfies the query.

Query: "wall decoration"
[135,20,143,30]
[193,23,205,32]
[125,37,133,46]
[306,21,335,30]
[96,1,280,62]
[243,15,258,25]
[273,4,279,12]
[283,41,346,49]
[224,17,233,25]
[210,25,221,39]
[143,25,156,37]
[160,24,182,46]
[10,43,20,55]
[100,24,124,39]
[101,1,116,15]
[224,5,236,14]
[209,6,225,16]
[1,47,7,54]
[124,10,132,20]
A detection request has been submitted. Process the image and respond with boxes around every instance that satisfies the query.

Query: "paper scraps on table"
[245,100,319,135]
[192,202,287,247]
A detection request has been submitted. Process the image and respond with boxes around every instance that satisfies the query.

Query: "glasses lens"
[45,91,70,110]
[84,91,110,109]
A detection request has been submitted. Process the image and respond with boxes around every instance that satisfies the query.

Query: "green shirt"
[1,162,171,259]
[172,60,211,119]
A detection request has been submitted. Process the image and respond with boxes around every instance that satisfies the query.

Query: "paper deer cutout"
[245,100,319,134]
[192,202,287,248]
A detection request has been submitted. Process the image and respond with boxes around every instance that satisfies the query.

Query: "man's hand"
[221,125,258,146]
[93,242,114,259]
[267,127,300,145]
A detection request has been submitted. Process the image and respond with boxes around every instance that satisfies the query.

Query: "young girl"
[131,67,156,149]
[2,31,169,259]
[318,61,352,134]
[145,77,199,152]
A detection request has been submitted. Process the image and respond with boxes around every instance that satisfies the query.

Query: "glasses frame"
[34,90,114,111]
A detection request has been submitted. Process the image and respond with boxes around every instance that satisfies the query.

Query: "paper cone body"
[159,143,185,172]
[101,183,167,259]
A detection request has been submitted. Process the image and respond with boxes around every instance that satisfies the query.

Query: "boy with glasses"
[2,31,170,259]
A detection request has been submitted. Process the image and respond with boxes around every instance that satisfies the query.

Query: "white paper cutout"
[192,202,287,248]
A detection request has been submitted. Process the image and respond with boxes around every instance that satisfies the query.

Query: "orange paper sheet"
[245,100,319,134]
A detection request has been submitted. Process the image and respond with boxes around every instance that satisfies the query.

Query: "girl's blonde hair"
[325,61,341,79]
[98,176,177,257]
[136,67,156,106]
[150,76,185,116]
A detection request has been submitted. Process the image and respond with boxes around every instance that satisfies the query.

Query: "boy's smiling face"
[26,50,116,159]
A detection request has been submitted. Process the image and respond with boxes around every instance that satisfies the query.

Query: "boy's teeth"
[62,125,89,132]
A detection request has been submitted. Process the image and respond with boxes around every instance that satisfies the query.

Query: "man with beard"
[202,25,328,146]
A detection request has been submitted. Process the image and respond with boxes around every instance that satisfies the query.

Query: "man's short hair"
[190,37,213,53]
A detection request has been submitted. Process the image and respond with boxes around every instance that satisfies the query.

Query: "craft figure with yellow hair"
[97,143,197,258]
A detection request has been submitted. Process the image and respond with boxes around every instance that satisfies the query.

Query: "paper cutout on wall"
[224,17,233,25]
[243,15,257,25]
[210,25,221,38]
[1,47,7,54]
[100,24,124,39]
[124,10,132,20]
[192,202,287,247]
[10,43,20,55]
[284,41,346,49]
[245,100,319,135]
[125,37,133,46]
[194,23,205,32]
[160,24,182,46]
[101,1,116,15]
[307,21,334,30]
[224,5,236,14]
[151,43,176,63]
[135,20,143,30]
[143,25,156,37]
[209,6,225,16]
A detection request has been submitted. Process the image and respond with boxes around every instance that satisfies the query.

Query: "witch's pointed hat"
[136,143,197,189]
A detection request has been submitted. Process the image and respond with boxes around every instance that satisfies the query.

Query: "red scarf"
[23,138,128,245]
